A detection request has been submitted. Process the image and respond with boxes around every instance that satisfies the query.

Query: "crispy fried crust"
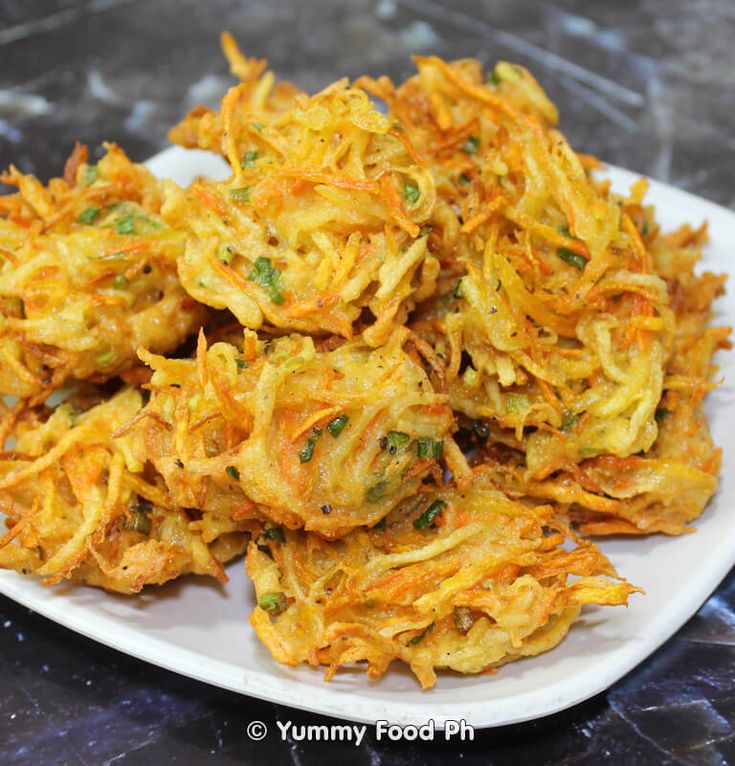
[246,469,637,688]
[0,144,208,398]
[0,387,253,593]
[163,67,438,345]
[127,327,469,537]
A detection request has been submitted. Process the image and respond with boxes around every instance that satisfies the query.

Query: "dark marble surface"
[0,1,734,763]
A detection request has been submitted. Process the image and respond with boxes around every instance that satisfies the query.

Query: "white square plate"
[1,147,734,728]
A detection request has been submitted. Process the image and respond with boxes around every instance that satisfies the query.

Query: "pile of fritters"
[0,33,728,688]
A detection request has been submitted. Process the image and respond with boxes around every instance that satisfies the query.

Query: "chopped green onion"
[82,165,99,186]
[248,256,285,305]
[77,206,100,225]
[259,591,287,614]
[453,278,464,299]
[382,431,410,455]
[262,526,285,542]
[404,182,420,206]
[414,499,447,530]
[557,247,586,270]
[251,122,265,132]
[115,215,135,235]
[187,393,200,411]
[112,274,127,288]
[655,407,671,422]
[95,349,115,366]
[488,68,501,85]
[462,366,479,386]
[241,149,259,168]
[506,393,530,413]
[132,510,152,534]
[365,479,388,504]
[327,415,349,438]
[461,135,481,154]
[229,186,252,203]
[235,358,248,370]
[226,465,240,480]
[407,622,434,646]
[419,224,433,237]
[417,438,443,460]
[299,427,323,463]
[561,412,580,431]
[453,606,474,634]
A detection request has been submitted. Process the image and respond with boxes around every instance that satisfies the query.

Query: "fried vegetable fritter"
[163,74,438,346]
[0,387,250,593]
[246,468,637,688]
[127,327,468,537]
[0,143,207,398]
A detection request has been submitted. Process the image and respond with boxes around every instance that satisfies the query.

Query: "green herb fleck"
[115,215,135,235]
[132,510,152,534]
[404,182,420,206]
[417,438,443,460]
[365,479,388,504]
[557,247,586,270]
[262,525,285,542]
[219,245,234,265]
[459,173,472,186]
[112,274,127,289]
[488,68,501,86]
[77,206,100,225]
[407,622,434,646]
[561,412,580,431]
[259,591,287,614]
[241,149,259,168]
[229,186,252,203]
[382,431,410,455]
[506,393,530,413]
[461,135,481,155]
[327,415,349,438]
[419,223,433,237]
[82,165,99,186]
[453,606,474,634]
[226,465,240,481]
[299,427,323,463]
[251,122,265,132]
[655,407,671,423]
[642,219,650,236]
[95,349,115,366]
[414,499,447,530]
[235,358,248,370]
[248,256,286,305]
[453,278,464,299]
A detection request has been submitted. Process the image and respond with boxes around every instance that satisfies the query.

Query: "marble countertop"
[1,1,734,763]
